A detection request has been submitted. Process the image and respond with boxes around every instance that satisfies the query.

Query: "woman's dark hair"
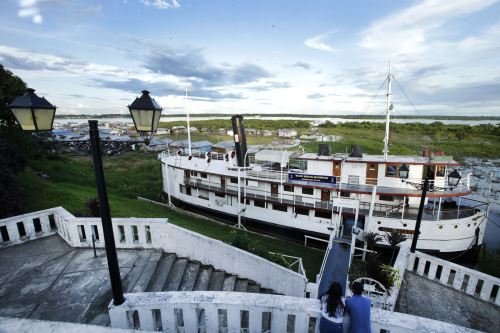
[326,282,344,316]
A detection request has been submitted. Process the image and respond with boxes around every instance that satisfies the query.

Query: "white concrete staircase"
[143,252,273,294]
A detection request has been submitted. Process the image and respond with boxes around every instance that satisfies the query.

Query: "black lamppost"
[9,89,163,306]
[398,164,462,253]
[8,88,56,131]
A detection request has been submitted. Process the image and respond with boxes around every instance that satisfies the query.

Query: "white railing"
[386,246,411,311]
[0,207,73,247]
[0,207,306,297]
[408,251,500,306]
[109,291,482,333]
[268,252,306,277]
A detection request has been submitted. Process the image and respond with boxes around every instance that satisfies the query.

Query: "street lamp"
[128,90,163,137]
[8,89,164,306]
[398,164,462,253]
[8,88,56,131]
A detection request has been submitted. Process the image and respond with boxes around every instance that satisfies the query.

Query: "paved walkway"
[396,271,500,333]
[0,235,158,326]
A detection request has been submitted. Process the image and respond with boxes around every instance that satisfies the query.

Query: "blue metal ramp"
[318,238,351,297]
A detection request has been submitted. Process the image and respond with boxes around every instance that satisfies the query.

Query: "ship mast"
[184,87,192,156]
[383,61,393,161]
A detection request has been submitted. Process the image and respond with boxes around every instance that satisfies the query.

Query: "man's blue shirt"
[345,295,371,333]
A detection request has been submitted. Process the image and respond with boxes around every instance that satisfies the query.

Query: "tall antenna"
[383,61,393,160]
[184,87,192,156]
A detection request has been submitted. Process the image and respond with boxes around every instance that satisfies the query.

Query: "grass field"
[18,152,324,281]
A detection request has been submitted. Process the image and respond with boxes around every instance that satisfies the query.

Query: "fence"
[109,291,482,333]
[408,251,500,306]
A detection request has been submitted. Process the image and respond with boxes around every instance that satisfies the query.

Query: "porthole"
[403,223,408,227]
[438,225,443,229]
[377,221,381,225]
[474,222,477,226]
[454,225,458,229]
[467,224,471,227]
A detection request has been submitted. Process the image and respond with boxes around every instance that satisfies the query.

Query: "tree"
[362,231,382,251]
[384,231,407,264]
[0,64,27,127]
[0,139,26,218]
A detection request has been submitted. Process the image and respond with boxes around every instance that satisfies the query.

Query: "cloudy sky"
[1,0,499,116]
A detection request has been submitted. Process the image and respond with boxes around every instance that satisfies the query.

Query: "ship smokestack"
[349,144,363,158]
[231,115,248,167]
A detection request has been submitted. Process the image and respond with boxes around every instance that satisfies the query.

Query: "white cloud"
[304,31,336,52]
[139,0,180,10]
[17,0,44,24]
[360,0,498,55]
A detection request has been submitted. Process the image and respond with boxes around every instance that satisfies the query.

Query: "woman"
[320,282,345,333]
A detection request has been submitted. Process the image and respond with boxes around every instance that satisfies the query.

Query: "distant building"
[261,130,273,137]
[217,128,227,135]
[147,138,173,151]
[171,126,186,134]
[278,129,297,138]
[156,128,171,136]
[212,141,235,153]
[189,127,199,133]
[171,140,212,153]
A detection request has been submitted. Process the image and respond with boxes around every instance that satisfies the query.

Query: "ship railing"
[408,251,500,306]
[108,291,481,333]
[247,169,286,181]
[184,178,484,221]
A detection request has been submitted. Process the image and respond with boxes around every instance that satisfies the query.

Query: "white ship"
[160,70,488,255]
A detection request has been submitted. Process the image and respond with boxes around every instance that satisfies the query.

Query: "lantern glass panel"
[153,110,161,131]
[131,109,155,132]
[11,108,36,130]
[33,108,55,131]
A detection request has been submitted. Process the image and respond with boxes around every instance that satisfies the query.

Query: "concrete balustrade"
[0,207,307,297]
[408,251,500,305]
[109,291,482,333]
[0,207,71,247]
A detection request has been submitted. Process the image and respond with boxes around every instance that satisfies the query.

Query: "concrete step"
[222,275,236,291]
[178,262,200,291]
[234,279,248,292]
[145,253,176,292]
[163,258,188,291]
[208,271,225,291]
[130,251,163,293]
[193,266,213,291]
[247,282,260,294]
[260,288,274,294]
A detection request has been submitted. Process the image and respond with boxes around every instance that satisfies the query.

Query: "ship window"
[436,166,446,177]
[230,177,238,184]
[201,173,208,178]
[295,207,309,216]
[284,184,294,192]
[385,165,398,177]
[315,210,331,219]
[340,191,350,198]
[379,195,395,201]
[272,203,287,212]
[215,192,225,198]
[254,200,266,208]
[378,226,414,235]
[302,187,314,195]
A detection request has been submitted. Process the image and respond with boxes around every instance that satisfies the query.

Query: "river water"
[54,116,500,126]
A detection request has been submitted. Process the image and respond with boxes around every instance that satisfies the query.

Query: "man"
[345,281,371,333]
